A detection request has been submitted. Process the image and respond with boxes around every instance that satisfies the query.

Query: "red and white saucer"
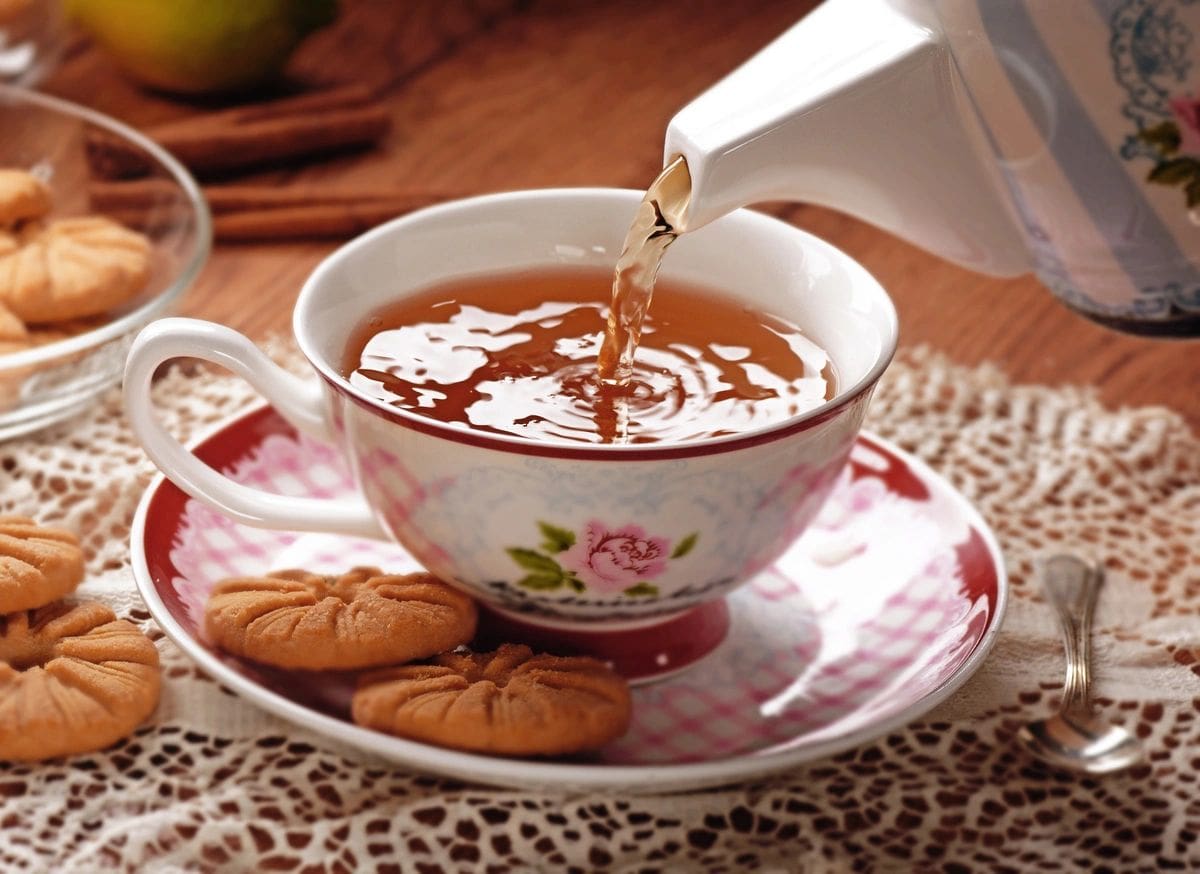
[131,404,1007,793]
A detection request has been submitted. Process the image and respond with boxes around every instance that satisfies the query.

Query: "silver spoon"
[1016,554,1143,774]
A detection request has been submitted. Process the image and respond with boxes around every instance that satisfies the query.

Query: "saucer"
[130,404,1007,793]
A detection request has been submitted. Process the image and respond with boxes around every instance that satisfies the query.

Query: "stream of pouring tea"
[597,156,693,386]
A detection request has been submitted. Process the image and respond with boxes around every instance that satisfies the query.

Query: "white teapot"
[666,0,1200,336]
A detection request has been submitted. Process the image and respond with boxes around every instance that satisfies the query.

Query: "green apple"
[65,0,338,94]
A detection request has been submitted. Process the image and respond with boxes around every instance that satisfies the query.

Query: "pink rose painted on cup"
[560,521,670,595]
[505,519,698,598]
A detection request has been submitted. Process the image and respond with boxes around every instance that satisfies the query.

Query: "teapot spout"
[665,0,1031,277]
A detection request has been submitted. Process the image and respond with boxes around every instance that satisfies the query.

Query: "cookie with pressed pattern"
[0,601,161,761]
[0,516,85,614]
[352,643,632,756]
[0,216,151,322]
[0,170,50,229]
[204,566,478,670]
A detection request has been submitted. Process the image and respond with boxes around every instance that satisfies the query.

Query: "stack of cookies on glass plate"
[205,567,632,756]
[0,517,160,761]
[0,168,151,359]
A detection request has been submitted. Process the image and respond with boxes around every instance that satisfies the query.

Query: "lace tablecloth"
[0,346,1196,873]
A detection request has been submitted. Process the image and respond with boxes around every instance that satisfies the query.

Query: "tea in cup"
[344,268,837,445]
[124,189,898,677]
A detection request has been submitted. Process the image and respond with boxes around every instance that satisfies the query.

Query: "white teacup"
[124,189,897,672]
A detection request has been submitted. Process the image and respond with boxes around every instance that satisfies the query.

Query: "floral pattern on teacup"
[1136,100,1200,206]
[506,520,698,598]
[1169,96,1200,154]
[1113,1,1200,208]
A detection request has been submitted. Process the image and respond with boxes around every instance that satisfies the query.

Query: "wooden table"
[45,0,1199,432]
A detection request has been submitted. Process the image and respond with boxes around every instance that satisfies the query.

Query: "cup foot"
[474,600,731,684]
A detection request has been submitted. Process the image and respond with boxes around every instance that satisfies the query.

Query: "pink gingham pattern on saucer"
[153,407,1002,768]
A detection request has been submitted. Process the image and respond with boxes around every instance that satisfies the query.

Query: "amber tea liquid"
[345,269,835,445]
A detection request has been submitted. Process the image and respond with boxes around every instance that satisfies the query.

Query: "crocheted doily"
[0,346,1196,874]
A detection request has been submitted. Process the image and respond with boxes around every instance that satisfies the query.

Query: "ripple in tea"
[597,156,691,386]
[345,268,835,445]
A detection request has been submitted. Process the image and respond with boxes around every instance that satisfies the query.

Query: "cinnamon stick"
[86,85,391,179]
[88,178,200,212]
[212,197,446,241]
[188,84,377,125]
[89,179,437,214]
[89,181,449,241]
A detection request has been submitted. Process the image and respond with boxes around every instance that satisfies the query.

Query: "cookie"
[0,216,151,322]
[204,567,478,670]
[352,643,632,756]
[0,516,85,614]
[0,301,26,342]
[0,170,50,229]
[0,601,160,761]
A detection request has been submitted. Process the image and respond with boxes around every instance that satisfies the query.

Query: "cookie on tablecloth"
[0,516,84,614]
[204,566,478,670]
[352,643,632,756]
[0,601,161,761]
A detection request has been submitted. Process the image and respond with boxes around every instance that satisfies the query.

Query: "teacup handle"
[124,317,385,539]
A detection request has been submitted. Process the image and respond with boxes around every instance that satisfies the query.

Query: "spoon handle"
[1040,554,1104,716]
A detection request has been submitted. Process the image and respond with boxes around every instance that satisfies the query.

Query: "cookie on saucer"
[352,643,632,756]
[0,516,85,614]
[0,601,161,761]
[204,566,478,670]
